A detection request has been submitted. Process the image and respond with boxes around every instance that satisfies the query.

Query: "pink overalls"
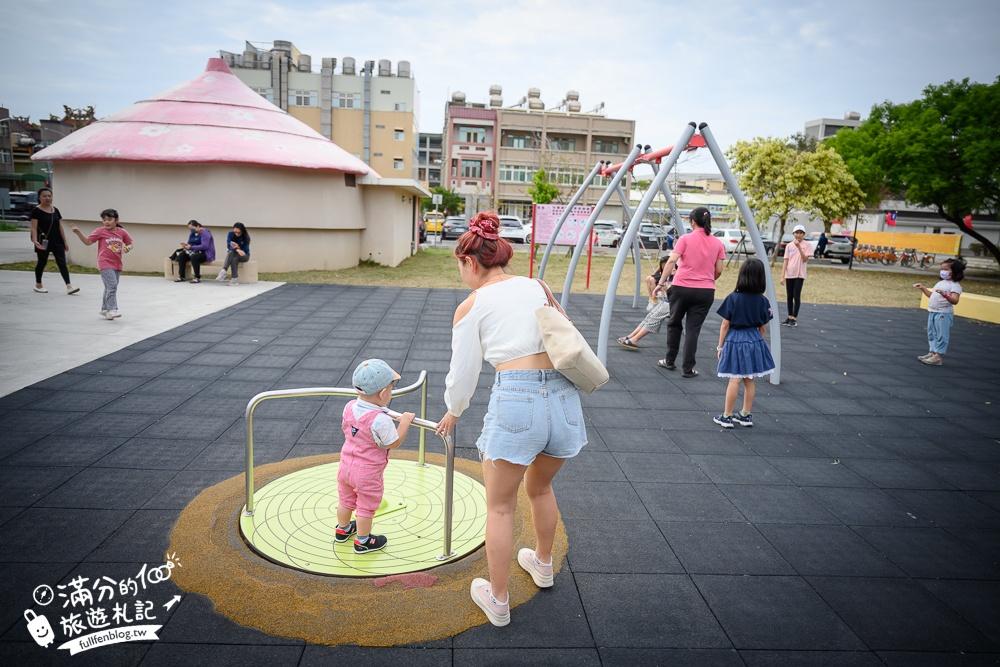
[337,400,391,519]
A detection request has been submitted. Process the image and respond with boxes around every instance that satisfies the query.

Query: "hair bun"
[469,212,501,240]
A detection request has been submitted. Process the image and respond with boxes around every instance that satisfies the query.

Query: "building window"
[335,92,361,109]
[345,173,357,187]
[395,102,406,111]
[547,168,585,186]
[252,87,275,104]
[549,137,576,151]
[381,90,391,94]
[461,160,482,178]
[593,139,619,154]
[289,89,318,107]
[458,126,485,143]
[394,130,405,141]
[498,164,534,183]
[502,132,533,149]
[393,159,404,170]
[375,124,385,129]
[374,152,383,157]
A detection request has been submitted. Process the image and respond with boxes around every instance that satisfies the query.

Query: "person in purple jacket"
[174,220,215,283]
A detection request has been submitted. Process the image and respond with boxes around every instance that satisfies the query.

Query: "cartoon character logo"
[24,609,54,648]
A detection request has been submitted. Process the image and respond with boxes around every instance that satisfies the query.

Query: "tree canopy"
[826,77,1000,264]
[726,137,864,262]
[420,187,464,216]
[527,168,560,204]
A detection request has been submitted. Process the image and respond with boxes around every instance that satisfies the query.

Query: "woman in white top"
[436,211,587,627]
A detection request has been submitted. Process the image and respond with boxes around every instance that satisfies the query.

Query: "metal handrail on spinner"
[242,370,458,560]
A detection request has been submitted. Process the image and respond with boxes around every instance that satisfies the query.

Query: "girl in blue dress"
[713,259,775,428]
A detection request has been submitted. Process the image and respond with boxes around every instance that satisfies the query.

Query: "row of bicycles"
[853,245,937,268]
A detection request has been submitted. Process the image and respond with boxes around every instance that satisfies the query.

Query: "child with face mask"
[913,258,965,366]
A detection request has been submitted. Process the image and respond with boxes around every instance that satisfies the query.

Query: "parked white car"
[593,221,623,247]
[713,228,756,255]
[498,215,531,244]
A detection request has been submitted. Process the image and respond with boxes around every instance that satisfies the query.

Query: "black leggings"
[785,278,805,318]
[34,247,71,285]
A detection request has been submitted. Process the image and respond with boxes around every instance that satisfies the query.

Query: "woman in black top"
[30,187,78,294]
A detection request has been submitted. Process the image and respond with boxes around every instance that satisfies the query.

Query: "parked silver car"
[498,215,531,244]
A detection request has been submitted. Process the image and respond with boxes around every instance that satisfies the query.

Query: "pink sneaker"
[517,548,554,588]
[470,578,509,627]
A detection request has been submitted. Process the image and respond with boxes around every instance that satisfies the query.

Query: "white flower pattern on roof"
[139,126,171,137]
[273,144,289,152]
[229,110,255,121]
[105,149,122,158]
[177,145,194,153]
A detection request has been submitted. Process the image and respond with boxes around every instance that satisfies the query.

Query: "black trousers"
[34,246,71,284]
[177,250,207,279]
[664,285,716,374]
[785,277,805,318]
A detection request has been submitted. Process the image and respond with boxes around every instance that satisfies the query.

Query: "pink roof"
[34,59,377,176]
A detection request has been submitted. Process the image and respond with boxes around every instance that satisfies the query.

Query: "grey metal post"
[558,146,643,310]
[613,182,644,309]
[538,160,605,281]
[698,123,781,384]
[651,162,685,241]
[597,123,698,364]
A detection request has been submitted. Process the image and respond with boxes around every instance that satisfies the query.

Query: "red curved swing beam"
[599,134,707,178]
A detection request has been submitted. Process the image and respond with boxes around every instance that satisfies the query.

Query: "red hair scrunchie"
[469,213,501,240]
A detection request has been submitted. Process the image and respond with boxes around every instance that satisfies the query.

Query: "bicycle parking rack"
[239,371,487,577]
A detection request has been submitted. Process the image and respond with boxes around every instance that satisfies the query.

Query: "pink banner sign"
[532,204,594,246]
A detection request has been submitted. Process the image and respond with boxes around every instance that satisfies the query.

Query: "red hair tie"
[469,216,500,240]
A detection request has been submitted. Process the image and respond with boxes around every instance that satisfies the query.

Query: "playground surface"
[1,275,999,665]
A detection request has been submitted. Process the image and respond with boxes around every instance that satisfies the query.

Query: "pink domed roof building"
[35,58,426,273]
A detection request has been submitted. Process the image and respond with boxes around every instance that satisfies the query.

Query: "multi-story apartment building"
[442,87,635,220]
[221,41,418,179]
[417,133,442,189]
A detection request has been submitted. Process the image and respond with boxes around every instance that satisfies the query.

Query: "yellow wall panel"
[856,232,961,254]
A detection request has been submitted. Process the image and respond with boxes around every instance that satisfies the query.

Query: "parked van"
[423,211,444,233]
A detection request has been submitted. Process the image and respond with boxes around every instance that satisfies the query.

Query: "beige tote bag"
[535,280,610,394]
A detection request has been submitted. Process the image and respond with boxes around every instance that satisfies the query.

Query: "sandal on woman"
[617,336,638,350]
[189,278,201,283]
[682,370,700,378]
[174,278,185,283]
[657,359,676,370]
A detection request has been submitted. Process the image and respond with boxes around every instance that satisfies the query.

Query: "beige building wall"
[359,182,419,267]
[288,106,322,130]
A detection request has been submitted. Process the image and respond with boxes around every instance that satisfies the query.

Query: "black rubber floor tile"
[67,374,152,394]
[872,436,969,461]
[0,409,89,436]
[174,394,250,416]
[557,450,626,482]
[913,461,1000,492]
[599,648,744,666]
[96,393,190,415]
[921,579,1000,645]
[54,413,161,440]
[876,651,1000,666]
[576,573,731,648]
[455,572,593,648]
[157,592,305,645]
[3,434,129,466]
[129,377,215,396]
[804,487,931,527]
[807,576,997,652]
[934,436,1000,463]
[142,469,240,510]
[852,526,1000,579]
[0,465,83,506]
[596,427,682,454]
[800,397,876,416]
[719,485,839,524]
[0,640,149,666]
[758,524,905,577]
[302,646,452,666]
[553,481,648,520]
[36,467,175,510]
[0,560,77,637]
[100,361,177,377]
[141,643,303,665]
[586,407,662,429]
[843,459,955,490]
[85,509,181,563]
[94,437,212,470]
[693,574,865,650]
[660,522,794,575]
[802,434,897,460]
[767,457,873,487]
[0,508,132,561]
[138,414,236,441]
[218,417,311,445]
[563,518,683,573]
[740,650,884,666]
[668,430,754,456]
[453,648,601,665]
[21,389,120,412]
[734,431,828,458]
[690,455,792,485]
[885,489,1000,528]
[634,483,746,523]
[615,452,711,483]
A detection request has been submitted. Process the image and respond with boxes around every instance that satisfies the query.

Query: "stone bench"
[164,257,258,284]
[921,292,1000,325]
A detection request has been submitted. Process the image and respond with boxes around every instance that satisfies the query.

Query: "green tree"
[420,187,464,216]
[827,77,1000,265]
[726,137,864,264]
[527,168,560,204]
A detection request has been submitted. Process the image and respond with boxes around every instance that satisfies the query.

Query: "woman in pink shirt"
[779,224,812,327]
[654,207,726,378]
[70,209,133,320]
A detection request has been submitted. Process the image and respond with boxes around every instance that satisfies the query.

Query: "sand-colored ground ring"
[168,451,568,646]
[240,458,488,576]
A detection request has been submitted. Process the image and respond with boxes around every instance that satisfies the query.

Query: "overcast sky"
[2,0,998,173]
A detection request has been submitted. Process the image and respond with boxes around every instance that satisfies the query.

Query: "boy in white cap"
[335,359,415,554]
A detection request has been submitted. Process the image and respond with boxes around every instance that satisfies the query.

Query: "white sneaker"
[106,310,121,319]
[228,278,239,286]
[517,548,554,588]
[99,310,107,317]
[215,269,227,281]
[470,578,510,627]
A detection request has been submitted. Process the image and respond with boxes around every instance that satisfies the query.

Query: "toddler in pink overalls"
[335,359,415,554]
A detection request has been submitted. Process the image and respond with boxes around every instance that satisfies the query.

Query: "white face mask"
[939,270,951,280]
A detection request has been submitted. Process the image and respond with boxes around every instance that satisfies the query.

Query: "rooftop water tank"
[452,91,466,104]
[489,84,502,96]
[566,90,580,101]
[379,59,391,76]
[298,54,311,72]
[398,61,411,78]
[343,57,356,75]
[527,87,541,99]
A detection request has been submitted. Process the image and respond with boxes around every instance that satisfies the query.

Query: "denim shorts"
[476,369,588,466]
